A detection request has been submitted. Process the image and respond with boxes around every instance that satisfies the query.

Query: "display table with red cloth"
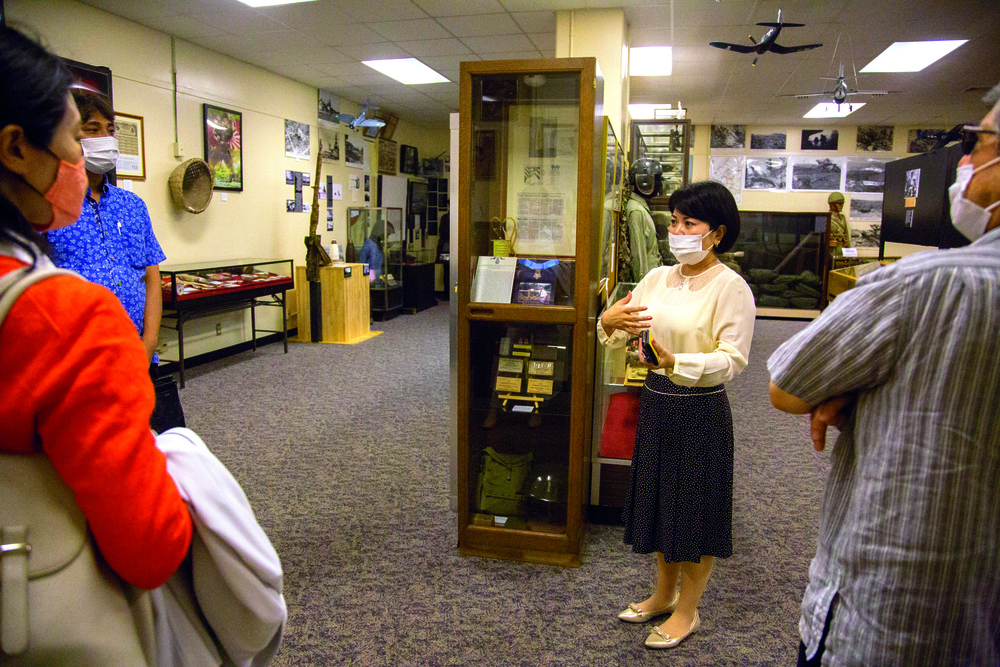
[600,391,641,460]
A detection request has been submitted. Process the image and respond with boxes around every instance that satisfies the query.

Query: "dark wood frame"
[377,138,398,176]
[400,144,419,174]
[457,58,603,567]
[202,103,243,192]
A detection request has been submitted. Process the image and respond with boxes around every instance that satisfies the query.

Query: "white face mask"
[668,230,714,265]
[949,156,1000,241]
[81,136,119,175]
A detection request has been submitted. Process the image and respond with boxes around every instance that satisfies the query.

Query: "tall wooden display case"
[457,58,603,566]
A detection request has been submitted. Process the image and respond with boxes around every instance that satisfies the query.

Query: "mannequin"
[827,191,851,247]
[625,158,664,281]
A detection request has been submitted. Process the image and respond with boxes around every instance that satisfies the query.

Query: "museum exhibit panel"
[160,259,293,387]
[347,206,404,321]
[456,57,604,566]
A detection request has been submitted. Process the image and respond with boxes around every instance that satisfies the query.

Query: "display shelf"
[160,258,292,387]
[457,57,603,567]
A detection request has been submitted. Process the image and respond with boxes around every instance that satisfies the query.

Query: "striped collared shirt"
[768,227,1000,666]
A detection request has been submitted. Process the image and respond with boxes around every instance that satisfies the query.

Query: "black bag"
[150,372,186,434]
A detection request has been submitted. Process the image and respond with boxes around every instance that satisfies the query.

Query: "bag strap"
[0,264,79,328]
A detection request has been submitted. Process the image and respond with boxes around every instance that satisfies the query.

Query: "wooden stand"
[295,264,373,343]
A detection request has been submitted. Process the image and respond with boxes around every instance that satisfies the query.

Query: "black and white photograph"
[744,157,787,190]
[845,158,888,193]
[319,127,339,162]
[710,124,746,149]
[856,125,894,152]
[285,169,294,185]
[286,199,295,213]
[364,175,370,192]
[850,196,883,222]
[344,133,364,169]
[908,129,945,153]
[905,209,915,227]
[801,129,839,151]
[790,157,843,190]
[905,168,920,198]
[750,131,787,150]
[851,221,881,247]
[327,220,333,231]
[326,208,333,222]
[302,173,310,187]
[529,116,558,158]
[318,89,339,125]
[284,119,309,160]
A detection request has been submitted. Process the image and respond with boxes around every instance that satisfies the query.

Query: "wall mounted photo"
[845,158,888,193]
[908,129,946,153]
[344,133,364,169]
[113,112,145,180]
[849,196,883,222]
[284,119,310,160]
[790,156,843,190]
[709,156,745,204]
[744,157,787,190]
[318,89,340,126]
[400,144,419,174]
[750,131,786,150]
[904,169,920,198]
[319,126,339,162]
[203,104,243,191]
[850,220,882,248]
[856,125,894,151]
[801,129,839,151]
[710,124,746,149]
[378,138,398,176]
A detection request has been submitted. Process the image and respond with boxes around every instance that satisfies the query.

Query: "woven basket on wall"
[168,158,214,213]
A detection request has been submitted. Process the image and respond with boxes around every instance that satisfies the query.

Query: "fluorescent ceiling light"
[629,103,671,119]
[629,47,672,76]
[804,102,865,118]
[363,58,448,85]
[860,40,967,73]
[237,0,315,7]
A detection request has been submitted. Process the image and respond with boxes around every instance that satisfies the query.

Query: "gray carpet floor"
[180,304,823,666]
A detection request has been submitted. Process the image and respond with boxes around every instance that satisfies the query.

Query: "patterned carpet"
[180,304,823,666]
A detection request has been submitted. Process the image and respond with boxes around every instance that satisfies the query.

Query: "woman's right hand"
[600,290,651,336]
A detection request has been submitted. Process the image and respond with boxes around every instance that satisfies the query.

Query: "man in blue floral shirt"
[47,93,165,363]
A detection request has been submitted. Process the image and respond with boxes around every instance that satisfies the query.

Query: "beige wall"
[8,0,449,356]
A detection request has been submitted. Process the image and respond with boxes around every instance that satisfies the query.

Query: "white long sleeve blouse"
[598,263,756,387]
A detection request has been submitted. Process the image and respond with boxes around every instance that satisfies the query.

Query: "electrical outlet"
[216,323,222,336]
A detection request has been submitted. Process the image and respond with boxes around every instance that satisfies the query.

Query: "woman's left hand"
[640,336,675,373]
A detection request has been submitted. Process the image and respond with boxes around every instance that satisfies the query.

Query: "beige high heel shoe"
[616,591,679,623]
[644,610,700,649]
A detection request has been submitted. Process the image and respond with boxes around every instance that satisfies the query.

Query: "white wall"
[8,0,449,356]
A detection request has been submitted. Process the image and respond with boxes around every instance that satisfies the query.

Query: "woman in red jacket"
[0,26,191,596]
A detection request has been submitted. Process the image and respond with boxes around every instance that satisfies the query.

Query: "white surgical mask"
[81,136,119,175]
[668,230,713,265]
[949,156,1000,241]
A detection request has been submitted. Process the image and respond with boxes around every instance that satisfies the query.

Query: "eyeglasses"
[960,125,1000,155]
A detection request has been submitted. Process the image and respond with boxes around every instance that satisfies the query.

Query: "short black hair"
[72,90,114,125]
[667,181,741,254]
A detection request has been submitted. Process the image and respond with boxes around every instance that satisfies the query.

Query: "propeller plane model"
[709,9,822,66]
[338,98,385,131]
[780,63,895,111]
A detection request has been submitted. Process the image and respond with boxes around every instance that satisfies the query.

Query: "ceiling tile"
[339,73,397,87]
[330,0,430,22]
[438,13,521,37]
[300,23,386,47]
[79,0,184,22]
[188,7,286,34]
[267,46,353,67]
[369,19,452,42]
[418,54,480,72]
[338,42,413,61]
[255,2,357,30]
[461,33,535,53]
[510,10,556,33]
[414,0,506,17]
[138,14,226,40]
[527,32,555,51]
[311,61,376,78]
[396,38,473,57]
[483,50,544,61]
[231,30,303,53]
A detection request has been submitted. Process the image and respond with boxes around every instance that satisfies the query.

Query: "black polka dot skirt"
[622,371,734,562]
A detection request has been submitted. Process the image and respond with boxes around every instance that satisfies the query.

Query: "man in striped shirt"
[768,84,1000,666]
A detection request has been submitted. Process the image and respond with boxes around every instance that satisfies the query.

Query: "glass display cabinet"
[457,57,604,566]
[629,119,691,207]
[599,117,625,305]
[347,206,404,321]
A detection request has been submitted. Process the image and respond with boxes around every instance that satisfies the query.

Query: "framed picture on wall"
[400,144,419,174]
[113,113,145,180]
[203,104,243,191]
[378,138,398,176]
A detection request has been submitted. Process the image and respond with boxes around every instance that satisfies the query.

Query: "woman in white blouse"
[599,181,755,650]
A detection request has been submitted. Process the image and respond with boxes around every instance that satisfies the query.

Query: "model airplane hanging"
[780,63,895,111]
[337,99,385,130]
[709,9,822,66]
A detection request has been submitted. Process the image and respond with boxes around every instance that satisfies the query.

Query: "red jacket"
[0,255,192,589]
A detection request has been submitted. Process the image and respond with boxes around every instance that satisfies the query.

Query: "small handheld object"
[639,330,660,366]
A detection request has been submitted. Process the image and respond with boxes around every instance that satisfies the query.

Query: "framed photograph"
[203,104,243,191]
[710,124,746,149]
[790,156,844,191]
[857,125,894,152]
[744,157,787,190]
[378,138,398,176]
[284,119,309,160]
[344,133,364,169]
[400,144,419,174]
[750,131,786,150]
[845,158,888,193]
[801,129,839,151]
[318,89,339,126]
[113,112,145,180]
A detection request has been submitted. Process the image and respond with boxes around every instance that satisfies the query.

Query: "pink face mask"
[32,156,88,232]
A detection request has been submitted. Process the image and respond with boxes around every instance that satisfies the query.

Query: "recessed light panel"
[629,47,672,77]
[860,40,967,73]
[363,58,449,85]
[803,102,865,118]
[237,0,316,7]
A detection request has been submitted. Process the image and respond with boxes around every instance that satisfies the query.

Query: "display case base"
[460,545,579,568]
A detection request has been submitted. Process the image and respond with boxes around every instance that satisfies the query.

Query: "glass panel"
[600,120,618,292]
[469,71,581,306]
[630,120,690,201]
[346,207,405,317]
[467,320,573,533]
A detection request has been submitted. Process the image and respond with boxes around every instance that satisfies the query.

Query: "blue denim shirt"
[46,178,165,335]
